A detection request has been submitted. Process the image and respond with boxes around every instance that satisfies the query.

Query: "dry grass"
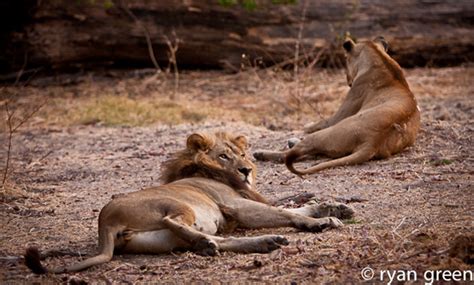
[47,95,211,127]
[1,69,349,130]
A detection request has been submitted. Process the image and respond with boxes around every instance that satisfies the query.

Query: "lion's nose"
[238,167,252,176]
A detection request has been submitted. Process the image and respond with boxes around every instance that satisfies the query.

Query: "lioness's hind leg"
[253,150,285,163]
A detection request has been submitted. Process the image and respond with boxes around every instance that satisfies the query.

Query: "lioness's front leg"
[222,198,343,232]
[304,95,363,134]
[303,120,329,134]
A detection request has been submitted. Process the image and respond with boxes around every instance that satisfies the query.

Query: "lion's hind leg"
[161,216,288,255]
[161,216,219,256]
[217,235,289,253]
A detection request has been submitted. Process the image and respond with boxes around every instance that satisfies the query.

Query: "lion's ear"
[374,36,388,52]
[187,133,212,152]
[233,135,248,150]
[343,38,355,53]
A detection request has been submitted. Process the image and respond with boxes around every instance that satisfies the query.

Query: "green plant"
[344,218,362,225]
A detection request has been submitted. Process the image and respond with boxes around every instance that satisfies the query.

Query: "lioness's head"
[161,132,257,190]
[343,36,405,87]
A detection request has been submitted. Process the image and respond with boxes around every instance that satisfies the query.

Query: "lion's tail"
[25,226,117,274]
[285,148,374,175]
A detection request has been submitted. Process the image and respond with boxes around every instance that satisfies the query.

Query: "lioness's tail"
[25,227,116,274]
[285,148,374,175]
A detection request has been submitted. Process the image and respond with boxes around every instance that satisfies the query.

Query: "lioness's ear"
[233,135,248,150]
[343,38,355,53]
[374,36,388,52]
[187,133,212,152]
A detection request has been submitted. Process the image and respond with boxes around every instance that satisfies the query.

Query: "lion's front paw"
[313,202,355,220]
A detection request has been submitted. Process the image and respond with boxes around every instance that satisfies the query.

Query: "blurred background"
[1,0,473,75]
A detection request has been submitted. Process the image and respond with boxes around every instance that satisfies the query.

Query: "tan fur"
[25,132,354,274]
[254,36,420,175]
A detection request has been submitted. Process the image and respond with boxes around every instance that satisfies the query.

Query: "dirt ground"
[0,66,473,284]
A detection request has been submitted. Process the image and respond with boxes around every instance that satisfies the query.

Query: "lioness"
[25,132,353,274]
[254,36,420,175]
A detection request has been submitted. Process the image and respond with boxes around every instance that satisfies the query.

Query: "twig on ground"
[26,150,54,169]
[274,192,315,206]
[392,216,407,233]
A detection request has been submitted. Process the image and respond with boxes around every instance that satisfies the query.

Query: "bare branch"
[2,99,46,187]
[293,0,308,79]
[163,31,180,100]
[119,0,162,73]
[14,52,28,85]
[2,103,14,186]
[12,101,45,133]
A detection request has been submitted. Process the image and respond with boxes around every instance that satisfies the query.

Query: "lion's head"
[160,132,257,191]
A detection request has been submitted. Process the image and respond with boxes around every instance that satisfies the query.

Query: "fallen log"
[2,0,473,73]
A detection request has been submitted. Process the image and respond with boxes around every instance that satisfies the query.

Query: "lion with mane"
[25,131,353,274]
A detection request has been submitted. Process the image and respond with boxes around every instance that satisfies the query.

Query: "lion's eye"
[219,154,229,160]
[241,153,245,158]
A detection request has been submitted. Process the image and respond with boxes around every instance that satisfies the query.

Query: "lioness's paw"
[193,238,218,256]
[287,138,301,149]
[314,202,355,220]
[253,150,267,161]
[252,151,284,163]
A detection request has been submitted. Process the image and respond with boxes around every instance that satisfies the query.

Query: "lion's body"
[254,37,420,175]
[99,179,230,254]
[25,132,353,274]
